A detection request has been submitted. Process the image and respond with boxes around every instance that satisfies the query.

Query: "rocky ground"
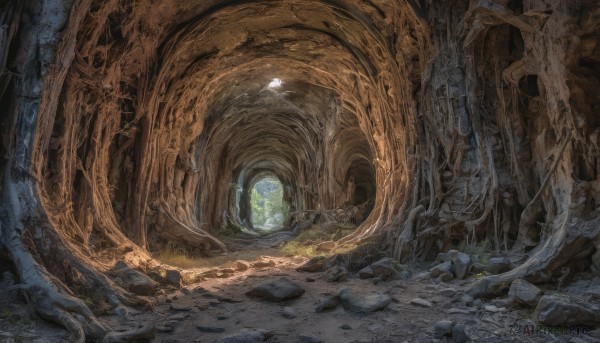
[1,243,600,343]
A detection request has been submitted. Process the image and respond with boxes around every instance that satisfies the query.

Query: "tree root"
[468,211,598,298]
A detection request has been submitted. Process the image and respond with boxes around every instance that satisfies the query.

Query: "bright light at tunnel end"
[268,78,283,88]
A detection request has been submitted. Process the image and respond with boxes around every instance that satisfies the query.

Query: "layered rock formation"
[0,0,598,341]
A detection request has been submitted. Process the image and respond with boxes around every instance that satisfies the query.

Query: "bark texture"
[0,0,598,339]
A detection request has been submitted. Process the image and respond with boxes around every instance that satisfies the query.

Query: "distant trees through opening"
[250,177,289,231]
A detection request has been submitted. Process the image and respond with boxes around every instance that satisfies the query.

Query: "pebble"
[340,324,352,330]
[410,298,432,308]
[484,305,499,312]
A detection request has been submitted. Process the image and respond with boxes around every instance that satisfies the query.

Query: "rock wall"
[0,0,598,340]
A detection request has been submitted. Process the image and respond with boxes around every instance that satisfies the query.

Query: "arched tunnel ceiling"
[36,0,420,252]
[1,0,600,340]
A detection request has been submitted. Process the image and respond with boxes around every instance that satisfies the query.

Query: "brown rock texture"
[0,0,598,340]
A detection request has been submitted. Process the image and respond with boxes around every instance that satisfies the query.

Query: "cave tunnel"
[1,0,600,341]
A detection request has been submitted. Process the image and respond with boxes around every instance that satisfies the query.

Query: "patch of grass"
[280,241,318,257]
[279,225,357,258]
[155,247,205,269]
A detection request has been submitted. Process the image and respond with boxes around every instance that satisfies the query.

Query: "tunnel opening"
[249,177,289,232]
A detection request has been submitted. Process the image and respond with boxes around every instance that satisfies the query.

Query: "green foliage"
[250,178,289,228]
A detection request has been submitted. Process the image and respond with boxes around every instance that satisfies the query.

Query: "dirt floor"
[1,235,600,343]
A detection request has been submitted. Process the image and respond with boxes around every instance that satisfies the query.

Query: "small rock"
[461,294,474,307]
[430,261,453,278]
[452,324,470,343]
[447,308,470,314]
[246,278,305,302]
[339,288,392,313]
[410,298,432,308]
[448,250,471,280]
[296,256,327,272]
[324,266,348,282]
[298,335,322,343]
[170,303,193,311]
[110,261,158,296]
[234,261,249,272]
[197,325,225,333]
[315,295,340,312]
[358,266,374,279]
[370,258,400,280]
[534,294,600,327]
[340,324,352,330]
[316,241,336,252]
[217,315,229,320]
[434,320,454,338]
[438,288,457,297]
[165,269,182,287]
[305,277,315,282]
[281,306,298,319]
[486,257,511,275]
[440,272,454,282]
[490,298,510,308]
[216,328,273,343]
[484,305,499,312]
[251,259,276,269]
[508,279,542,307]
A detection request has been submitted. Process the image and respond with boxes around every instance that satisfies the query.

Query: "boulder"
[315,295,340,312]
[534,294,600,327]
[246,278,305,302]
[110,261,157,296]
[430,261,453,278]
[369,258,400,280]
[358,266,374,279]
[434,320,454,338]
[448,250,471,280]
[486,257,511,275]
[324,265,348,282]
[165,269,182,287]
[452,324,470,343]
[508,279,542,307]
[338,288,392,313]
[296,256,327,272]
